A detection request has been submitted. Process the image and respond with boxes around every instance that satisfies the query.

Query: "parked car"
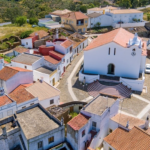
[145,64,150,73]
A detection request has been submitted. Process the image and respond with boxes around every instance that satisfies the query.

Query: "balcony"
[77,23,84,26]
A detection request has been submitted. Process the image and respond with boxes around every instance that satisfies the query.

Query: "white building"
[0,103,65,150]
[0,57,4,70]
[25,80,60,108]
[0,95,16,119]
[87,6,118,14]
[87,7,145,28]
[67,95,120,150]
[0,66,33,94]
[11,53,44,70]
[79,28,147,91]
[87,13,113,28]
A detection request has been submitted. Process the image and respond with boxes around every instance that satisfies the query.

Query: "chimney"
[126,121,129,128]
[56,29,59,39]
[1,125,7,138]
[145,115,149,130]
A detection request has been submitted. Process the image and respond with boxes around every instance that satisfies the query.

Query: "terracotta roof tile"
[61,11,88,20]
[9,84,35,104]
[61,39,73,48]
[84,28,143,51]
[14,46,28,53]
[0,66,32,81]
[0,95,13,107]
[111,113,145,129]
[49,51,64,58]
[44,56,61,64]
[110,9,142,14]
[30,30,49,39]
[67,113,90,130]
[104,126,150,150]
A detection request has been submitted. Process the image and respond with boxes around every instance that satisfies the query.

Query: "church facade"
[79,28,147,91]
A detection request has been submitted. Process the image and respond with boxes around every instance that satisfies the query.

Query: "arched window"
[108,64,115,75]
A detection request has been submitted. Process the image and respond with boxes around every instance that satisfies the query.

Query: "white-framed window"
[67,59,68,63]
[30,103,34,106]
[26,42,28,45]
[85,20,87,23]
[82,130,85,137]
[108,48,110,55]
[48,136,54,144]
[114,48,116,55]
[63,59,65,63]
[83,28,85,32]
[22,106,26,109]
[109,128,113,134]
[25,66,27,69]
[0,112,3,119]
[92,121,96,131]
[58,66,60,70]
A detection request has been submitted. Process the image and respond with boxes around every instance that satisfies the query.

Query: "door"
[70,106,73,112]
[70,57,72,63]
[52,78,55,86]
[77,48,78,53]
[63,66,65,72]
[108,64,115,74]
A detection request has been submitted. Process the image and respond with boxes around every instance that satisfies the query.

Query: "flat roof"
[83,96,116,116]
[87,12,102,18]
[16,106,60,139]
[12,53,42,65]
[35,66,54,74]
[26,81,60,101]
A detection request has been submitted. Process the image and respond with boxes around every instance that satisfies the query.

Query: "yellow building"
[61,11,88,33]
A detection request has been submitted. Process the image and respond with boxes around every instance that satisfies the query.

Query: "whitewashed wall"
[39,95,60,108]
[84,42,142,79]
[21,39,33,49]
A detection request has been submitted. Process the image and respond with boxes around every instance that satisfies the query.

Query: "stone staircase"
[63,23,76,32]
[87,80,131,99]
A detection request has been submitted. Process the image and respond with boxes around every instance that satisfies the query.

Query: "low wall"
[120,77,144,91]
[113,22,145,28]
[79,68,99,84]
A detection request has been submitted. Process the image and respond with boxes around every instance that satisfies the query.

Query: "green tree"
[29,18,39,25]
[118,0,132,8]
[15,16,27,26]
[80,5,87,13]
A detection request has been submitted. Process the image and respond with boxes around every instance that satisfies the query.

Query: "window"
[109,148,112,150]
[63,59,65,63]
[24,66,27,69]
[26,42,28,45]
[82,130,85,137]
[79,106,82,110]
[58,66,60,70]
[48,136,54,144]
[92,121,96,130]
[67,59,68,63]
[83,28,85,32]
[30,103,34,106]
[114,48,116,55]
[50,99,54,104]
[70,46,72,53]
[22,106,26,109]
[38,141,43,149]
[0,112,3,119]
[85,20,87,23]
[133,48,136,51]
[109,128,113,133]
[75,49,76,53]
[108,48,110,55]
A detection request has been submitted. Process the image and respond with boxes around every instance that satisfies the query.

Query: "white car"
[145,64,150,73]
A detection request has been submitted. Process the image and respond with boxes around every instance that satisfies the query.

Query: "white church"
[79,28,147,91]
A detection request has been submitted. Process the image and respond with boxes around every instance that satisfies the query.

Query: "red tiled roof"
[44,56,61,64]
[30,30,49,39]
[111,113,145,129]
[14,46,28,53]
[84,28,143,51]
[0,95,12,107]
[67,113,90,130]
[0,66,31,81]
[49,51,64,58]
[104,126,150,150]
[4,60,9,64]
[61,40,73,48]
[61,11,88,20]
[9,84,35,104]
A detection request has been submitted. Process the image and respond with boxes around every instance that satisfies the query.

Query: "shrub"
[147,14,150,21]
[29,18,39,25]
[20,30,33,39]
[0,42,9,50]
[15,16,27,26]
[69,112,78,118]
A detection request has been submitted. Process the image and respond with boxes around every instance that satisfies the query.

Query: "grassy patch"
[141,7,150,21]
[69,112,78,118]
[0,24,48,40]
[0,42,9,50]
[0,54,14,63]
[89,26,113,33]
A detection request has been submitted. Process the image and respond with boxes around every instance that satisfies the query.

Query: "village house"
[79,28,147,91]
[25,80,60,108]
[67,95,120,150]
[0,56,4,70]
[61,11,88,33]
[11,53,44,70]
[8,83,39,110]
[0,66,33,94]
[103,126,150,150]
[13,46,28,56]
[87,7,145,28]
[0,95,16,119]
[0,103,65,150]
